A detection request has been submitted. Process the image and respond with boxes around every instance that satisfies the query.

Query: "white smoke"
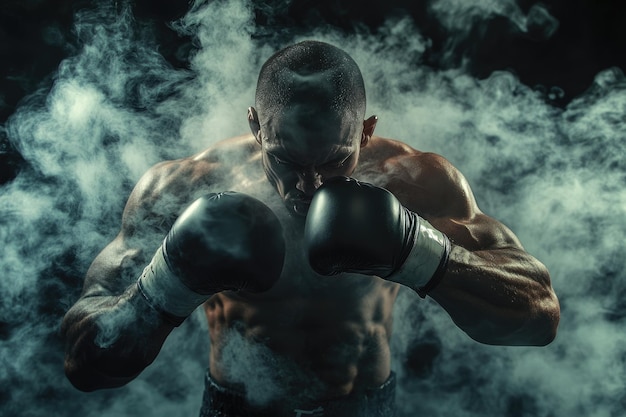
[429,0,558,38]
[2,0,625,416]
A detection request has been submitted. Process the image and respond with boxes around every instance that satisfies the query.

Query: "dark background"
[1,0,625,185]
[1,1,625,416]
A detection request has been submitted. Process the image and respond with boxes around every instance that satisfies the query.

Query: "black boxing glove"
[304,177,450,298]
[138,192,285,324]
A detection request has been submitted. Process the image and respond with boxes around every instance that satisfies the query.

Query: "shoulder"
[359,136,477,220]
[122,134,258,234]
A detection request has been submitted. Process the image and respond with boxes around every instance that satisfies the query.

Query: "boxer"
[62,40,560,417]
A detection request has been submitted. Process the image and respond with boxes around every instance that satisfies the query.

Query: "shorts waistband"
[199,371,397,417]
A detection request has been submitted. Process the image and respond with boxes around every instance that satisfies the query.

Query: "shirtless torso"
[62,129,558,403]
[105,131,495,399]
[134,134,430,399]
[62,42,558,416]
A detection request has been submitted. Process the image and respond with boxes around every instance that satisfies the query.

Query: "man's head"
[248,40,377,217]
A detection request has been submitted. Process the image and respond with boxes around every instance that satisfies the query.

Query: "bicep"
[431,213,524,253]
[414,155,523,252]
[78,158,209,298]
[80,165,174,298]
[80,233,146,298]
[418,165,522,251]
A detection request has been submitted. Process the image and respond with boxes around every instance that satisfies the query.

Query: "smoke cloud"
[1,0,625,416]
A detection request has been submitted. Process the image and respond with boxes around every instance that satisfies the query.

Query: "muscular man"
[62,41,560,417]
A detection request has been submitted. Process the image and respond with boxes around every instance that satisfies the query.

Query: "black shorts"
[198,370,397,417]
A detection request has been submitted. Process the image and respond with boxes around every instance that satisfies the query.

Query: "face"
[249,104,376,217]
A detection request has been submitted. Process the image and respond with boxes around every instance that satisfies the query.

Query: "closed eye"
[267,152,291,165]
[328,160,344,168]
[271,154,291,166]
[324,155,351,168]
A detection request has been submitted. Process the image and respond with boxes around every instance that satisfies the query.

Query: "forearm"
[427,245,560,346]
[61,283,174,391]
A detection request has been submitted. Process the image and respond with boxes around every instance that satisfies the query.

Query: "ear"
[248,107,262,145]
[361,115,377,147]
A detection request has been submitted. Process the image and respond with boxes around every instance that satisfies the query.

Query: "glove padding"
[304,177,449,297]
[138,192,285,324]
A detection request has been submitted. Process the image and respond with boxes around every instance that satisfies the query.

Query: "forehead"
[261,105,359,163]
[265,102,357,135]
[263,139,354,163]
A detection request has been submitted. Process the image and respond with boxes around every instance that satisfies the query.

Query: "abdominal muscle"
[185,135,403,404]
[203,268,400,405]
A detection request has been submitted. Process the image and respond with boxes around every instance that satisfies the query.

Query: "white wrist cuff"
[392,218,449,293]
[137,245,210,318]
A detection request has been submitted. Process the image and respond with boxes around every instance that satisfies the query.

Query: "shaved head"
[255,40,366,125]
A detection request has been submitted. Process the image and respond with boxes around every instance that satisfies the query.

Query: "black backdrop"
[2,0,625,184]
[1,2,626,416]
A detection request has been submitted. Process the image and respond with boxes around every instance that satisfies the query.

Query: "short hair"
[255,40,366,123]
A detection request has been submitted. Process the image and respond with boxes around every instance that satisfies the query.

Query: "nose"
[295,167,322,196]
